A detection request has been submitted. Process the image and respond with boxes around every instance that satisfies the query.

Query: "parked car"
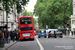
[48,31,57,38]
[56,31,63,38]
[38,30,47,38]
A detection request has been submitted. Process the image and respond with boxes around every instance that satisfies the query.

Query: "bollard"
[0,38,4,47]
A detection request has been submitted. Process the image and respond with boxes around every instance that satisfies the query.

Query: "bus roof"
[19,16,32,18]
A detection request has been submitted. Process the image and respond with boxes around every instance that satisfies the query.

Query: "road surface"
[7,35,75,50]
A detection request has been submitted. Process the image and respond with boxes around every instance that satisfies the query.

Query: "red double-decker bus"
[19,16,35,40]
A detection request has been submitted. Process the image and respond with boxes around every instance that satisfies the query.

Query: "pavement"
[6,35,75,50]
[0,35,75,50]
[0,41,17,50]
[63,35,75,39]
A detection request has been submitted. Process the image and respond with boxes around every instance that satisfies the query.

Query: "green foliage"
[23,9,33,16]
[34,0,73,29]
[39,23,45,29]
[23,9,36,27]
[0,0,29,14]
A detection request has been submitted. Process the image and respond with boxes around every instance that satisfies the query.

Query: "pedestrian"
[16,31,19,40]
[4,31,7,43]
[0,30,4,47]
[71,31,73,36]
[0,30,3,38]
[6,31,9,43]
[8,31,11,43]
[10,30,13,40]
[68,30,69,36]
[66,31,68,36]
[74,30,75,35]
[12,31,15,42]
[15,30,17,40]
[3,32,4,38]
[54,31,56,34]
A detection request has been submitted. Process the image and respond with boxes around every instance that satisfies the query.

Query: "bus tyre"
[48,36,50,38]
[48,35,50,38]
[38,36,40,38]
[54,36,57,38]
[60,36,62,38]
[45,36,46,38]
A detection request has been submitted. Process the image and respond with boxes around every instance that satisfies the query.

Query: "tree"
[0,0,29,32]
[34,0,73,29]
[0,0,29,14]
[23,9,36,27]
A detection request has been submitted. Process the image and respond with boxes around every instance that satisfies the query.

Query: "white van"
[46,29,58,33]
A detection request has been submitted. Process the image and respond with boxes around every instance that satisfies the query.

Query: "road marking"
[36,38,44,50]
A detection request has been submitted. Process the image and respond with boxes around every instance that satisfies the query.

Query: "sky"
[25,0,37,12]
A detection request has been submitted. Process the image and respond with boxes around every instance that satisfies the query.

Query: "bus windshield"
[20,18,32,24]
[21,27,32,31]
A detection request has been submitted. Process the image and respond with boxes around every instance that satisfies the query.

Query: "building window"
[72,20,73,24]
[73,28,75,31]
[72,20,75,24]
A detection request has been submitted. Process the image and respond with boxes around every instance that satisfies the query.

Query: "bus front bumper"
[20,36,34,40]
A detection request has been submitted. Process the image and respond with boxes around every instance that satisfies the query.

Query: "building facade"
[33,15,39,31]
[71,0,75,31]
[0,4,21,31]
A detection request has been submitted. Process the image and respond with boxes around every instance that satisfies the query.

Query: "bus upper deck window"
[20,18,32,24]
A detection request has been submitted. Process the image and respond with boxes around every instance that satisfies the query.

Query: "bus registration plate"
[23,34,30,36]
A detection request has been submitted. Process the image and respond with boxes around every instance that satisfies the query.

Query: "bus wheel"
[48,35,50,38]
[54,36,57,38]
[48,36,50,38]
[38,36,40,38]
[45,36,46,38]
[60,36,63,38]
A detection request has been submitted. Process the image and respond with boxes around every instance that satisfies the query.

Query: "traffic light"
[67,24,69,27]
[67,22,69,27]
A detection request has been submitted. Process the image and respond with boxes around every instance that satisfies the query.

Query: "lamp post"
[17,0,22,31]
[68,0,72,35]
[63,0,72,36]
[49,16,51,28]
[6,0,8,33]
[3,0,4,32]
[63,0,66,36]
[14,5,16,22]
[69,0,72,15]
